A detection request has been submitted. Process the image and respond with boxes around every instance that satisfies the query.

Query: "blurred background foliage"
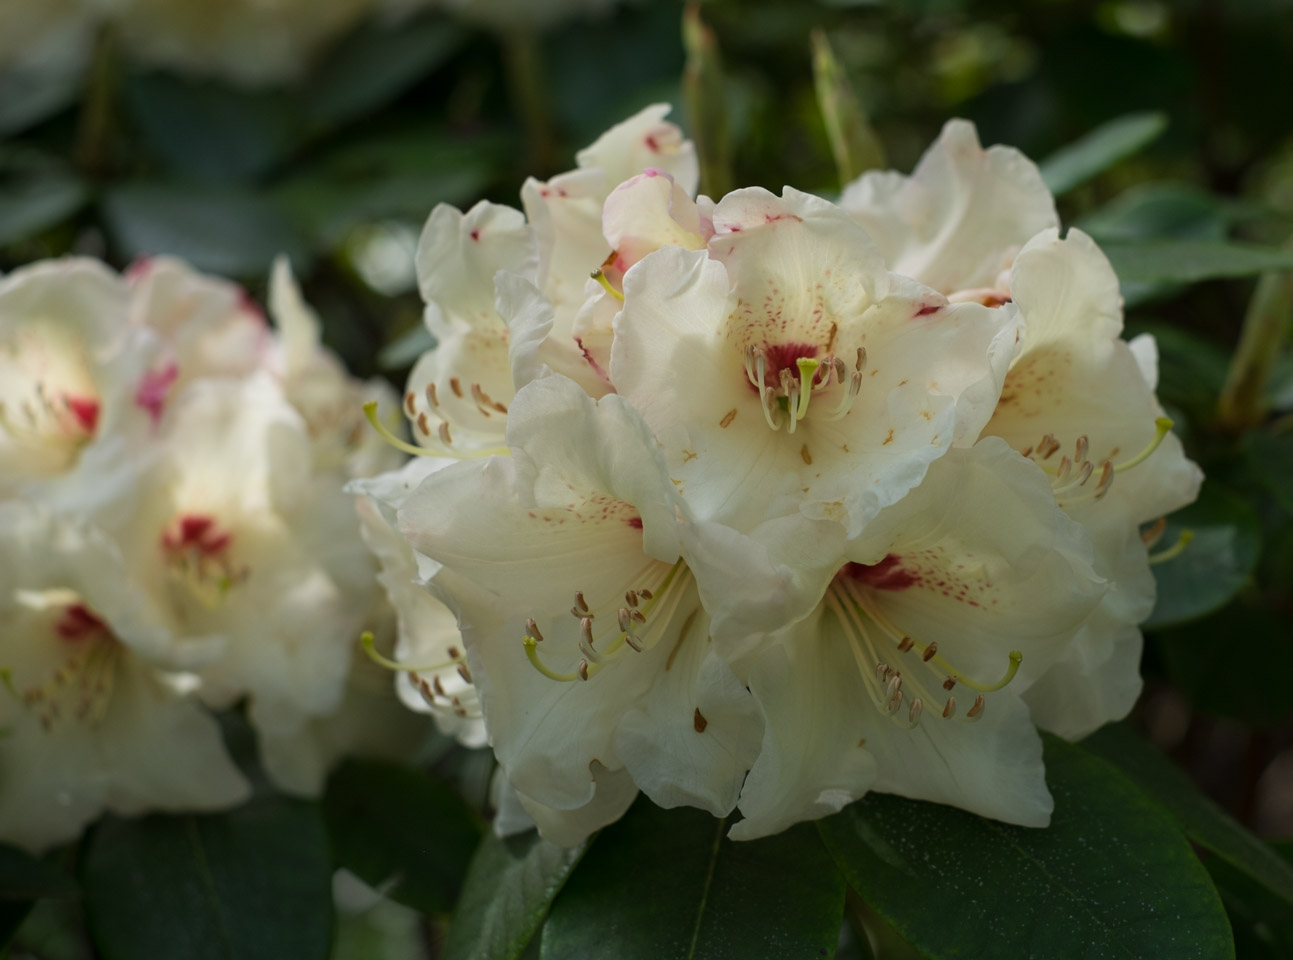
[3,0,1293,956]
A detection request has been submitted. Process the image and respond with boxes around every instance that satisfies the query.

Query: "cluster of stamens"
[827,576,1022,730]
[1023,417,1172,508]
[160,515,248,609]
[0,380,99,453]
[523,560,689,683]
[360,633,481,721]
[742,345,866,433]
[405,377,508,450]
[6,600,120,732]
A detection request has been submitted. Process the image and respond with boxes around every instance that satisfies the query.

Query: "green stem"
[1217,246,1293,430]
[501,28,557,176]
[682,3,732,199]
[76,25,119,180]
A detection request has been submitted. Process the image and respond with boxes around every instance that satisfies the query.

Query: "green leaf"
[125,73,304,182]
[1144,482,1261,630]
[0,845,76,901]
[818,735,1233,960]
[323,758,481,916]
[0,61,83,137]
[1079,182,1229,244]
[1083,724,1293,908]
[541,799,845,960]
[0,176,89,246]
[443,829,588,960]
[101,183,309,278]
[305,17,465,131]
[1207,842,1293,960]
[81,795,332,960]
[1103,240,1293,287]
[1245,428,1293,518]
[1039,112,1167,196]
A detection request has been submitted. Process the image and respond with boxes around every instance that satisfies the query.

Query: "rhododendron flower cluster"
[374,107,1202,843]
[0,255,420,853]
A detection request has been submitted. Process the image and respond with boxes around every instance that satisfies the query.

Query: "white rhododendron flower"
[399,104,695,458]
[0,259,154,512]
[95,374,375,758]
[0,251,417,841]
[398,376,762,843]
[350,457,485,748]
[372,106,1203,847]
[0,505,248,854]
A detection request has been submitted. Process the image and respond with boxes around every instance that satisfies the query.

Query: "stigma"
[742,340,865,434]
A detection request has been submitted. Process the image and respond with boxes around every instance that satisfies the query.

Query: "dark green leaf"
[323,758,481,916]
[1207,842,1293,960]
[542,799,845,960]
[444,829,587,960]
[1244,428,1293,518]
[1144,482,1261,630]
[1083,724,1293,908]
[0,61,84,137]
[1039,112,1167,196]
[101,184,309,277]
[1079,182,1229,244]
[819,735,1233,960]
[305,17,464,131]
[81,796,332,960]
[1103,241,1293,287]
[0,176,88,246]
[0,844,76,902]
[125,73,304,182]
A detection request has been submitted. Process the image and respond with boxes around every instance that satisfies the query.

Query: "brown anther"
[897,635,914,653]
[577,659,589,681]
[426,382,439,407]
[884,674,902,701]
[457,663,473,684]
[525,618,544,643]
[579,617,595,647]
[432,676,446,696]
[1074,460,1094,486]
[922,641,938,662]
[1020,445,1034,459]
[942,696,956,718]
[574,591,589,613]
[404,392,416,416]
[631,610,646,623]
[908,698,923,723]
[417,412,430,436]
[448,646,461,659]
[875,661,890,682]
[625,590,639,607]
[1095,460,1115,499]
[438,422,452,445]
[638,588,654,600]
[617,608,632,633]
[693,708,708,733]
[1075,435,1089,463]
[1055,455,1072,483]
[856,347,866,373]
[624,633,643,652]
[449,377,463,398]
[967,695,985,719]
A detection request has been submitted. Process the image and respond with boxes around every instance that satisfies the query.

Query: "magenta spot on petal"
[626,516,643,530]
[65,396,100,434]
[914,303,941,318]
[162,513,233,556]
[843,555,919,591]
[123,256,155,282]
[55,603,107,641]
[469,229,481,242]
[135,363,179,425]
[645,134,661,152]
[643,167,661,178]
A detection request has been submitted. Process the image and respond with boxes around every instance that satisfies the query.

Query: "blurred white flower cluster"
[0,0,621,88]
[371,106,1203,844]
[0,255,419,853]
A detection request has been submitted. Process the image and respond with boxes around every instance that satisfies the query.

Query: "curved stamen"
[1114,417,1173,473]
[1148,529,1194,565]
[364,401,444,458]
[591,269,626,303]
[360,631,465,674]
